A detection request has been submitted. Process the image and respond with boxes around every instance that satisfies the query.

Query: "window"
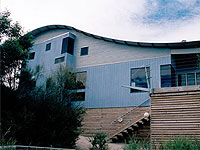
[61,37,74,55]
[80,47,89,56]
[71,92,85,101]
[160,64,176,87]
[178,74,186,86]
[29,52,35,60]
[130,67,150,92]
[187,73,195,86]
[178,72,200,86]
[55,56,65,64]
[76,72,87,89]
[46,43,51,51]
[197,73,200,85]
[70,72,87,101]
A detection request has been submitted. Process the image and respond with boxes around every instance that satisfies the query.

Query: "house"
[29,25,200,141]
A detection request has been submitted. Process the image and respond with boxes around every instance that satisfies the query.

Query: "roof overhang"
[30,25,200,49]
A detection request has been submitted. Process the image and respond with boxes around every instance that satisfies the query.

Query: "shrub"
[90,133,108,150]
[1,66,86,148]
[124,137,200,150]
[162,137,200,150]
[0,131,16,150]
[124,138,150,150]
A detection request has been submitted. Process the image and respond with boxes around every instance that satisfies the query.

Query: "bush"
[1,66,86,148]
[90,133,108,150]
[124,137,200,150]
[124,138,150,150]
[162,137,200,150]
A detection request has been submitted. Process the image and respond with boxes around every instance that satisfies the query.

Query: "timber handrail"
[108,110,150,140]
[111,98,150,124]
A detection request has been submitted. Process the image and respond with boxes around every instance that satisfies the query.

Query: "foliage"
[162,137,200,150]
[0,128,16,150]
[1,11,85,148]
[45,65,76,104]
[124,137,200,150]
[124,138,150,150]
[90,133,108,150]
[0,11,22,41]
[0,10,33,89]
[1,69,85,148]
[45,65,85,104]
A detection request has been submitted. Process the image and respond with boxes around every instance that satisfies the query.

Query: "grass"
[124,137,200,150]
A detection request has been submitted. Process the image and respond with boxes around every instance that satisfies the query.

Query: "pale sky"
[1,0,200,42]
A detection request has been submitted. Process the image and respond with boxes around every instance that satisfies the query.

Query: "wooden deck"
[151,86,200,144]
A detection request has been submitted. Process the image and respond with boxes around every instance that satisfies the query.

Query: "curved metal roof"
[30,25,200,49]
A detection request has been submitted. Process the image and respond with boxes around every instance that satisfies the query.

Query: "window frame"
[71,92,85,101]
[75,71,87,89]
[130,67,150,93]
[55,56,65,64]
[61,37,75,55]
[80,47,89,56]
[29,52,35,60]
[45,43,51,51]
[160,64,176,88]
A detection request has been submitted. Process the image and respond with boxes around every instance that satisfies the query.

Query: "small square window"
[29,52,35,60]
[80,47,89,56]
[55,56,65,64]
[46,43,51,51]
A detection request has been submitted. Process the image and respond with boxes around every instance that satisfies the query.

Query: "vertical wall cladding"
[76,56,171,108]
[29,28,172,108]
[28,32,75,86]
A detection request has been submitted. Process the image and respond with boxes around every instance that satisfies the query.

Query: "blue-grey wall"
[75,56,170,108]
[28,28,172,108]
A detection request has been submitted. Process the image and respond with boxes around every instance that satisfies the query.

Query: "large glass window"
[197,73,200,85]
[160,64,176,87]
[61,37,74,55]
[187,73,195,86]
[178,74,186,86]
[71,71,87,101]
[76,71,87,89]
[130,67,150,92]
[178,72,200,86]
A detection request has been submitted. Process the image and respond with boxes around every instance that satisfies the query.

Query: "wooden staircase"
[82,107,150,142]
[108,111,150,142]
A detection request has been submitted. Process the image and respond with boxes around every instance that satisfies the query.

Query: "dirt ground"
[76,136,125,150]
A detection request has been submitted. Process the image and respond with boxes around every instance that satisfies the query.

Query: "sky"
[1,0,200,42]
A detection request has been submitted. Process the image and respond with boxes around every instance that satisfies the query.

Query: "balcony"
[160,53,200,88]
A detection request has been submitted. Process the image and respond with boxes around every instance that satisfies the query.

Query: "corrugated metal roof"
[30,25,200,49]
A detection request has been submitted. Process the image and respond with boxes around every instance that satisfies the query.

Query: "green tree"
[2,66,85,148]
[45,65,78,104]
[1,11,85,148]
[0,10,33,89]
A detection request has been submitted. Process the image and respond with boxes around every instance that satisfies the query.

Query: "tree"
[1,11,85,148]
[1,66,85,148]
[0,10,33,89]
[45,65,78,104]
[0,11,21,41]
